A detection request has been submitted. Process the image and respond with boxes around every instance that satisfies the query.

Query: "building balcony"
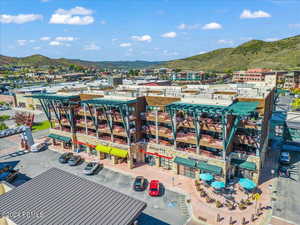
[176,133,223,149]
[233,134,258,147]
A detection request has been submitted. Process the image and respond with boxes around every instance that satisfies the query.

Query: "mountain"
[0,54,163,70]
[163,35,300,71]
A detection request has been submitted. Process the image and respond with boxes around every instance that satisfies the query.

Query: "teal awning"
[48,133,71,143]
[197,162,222,175]
[231,159,256,171]
[174,157,196,168]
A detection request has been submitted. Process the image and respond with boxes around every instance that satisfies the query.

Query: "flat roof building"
[30,83,275,185]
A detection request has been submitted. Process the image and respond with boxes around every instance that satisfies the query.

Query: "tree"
[0,122,8,131]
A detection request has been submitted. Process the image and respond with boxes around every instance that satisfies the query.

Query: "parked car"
[133,176,146,191]
[0,165,19,183]
[149,180,160,196]
[68,155,81,166]
[279,152,291,165]
[278,165,290,177]
[31,143,48,152]
[83,162,102,175]
[58,152,74,164]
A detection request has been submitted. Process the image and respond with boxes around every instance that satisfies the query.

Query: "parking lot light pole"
[172,177,175,186]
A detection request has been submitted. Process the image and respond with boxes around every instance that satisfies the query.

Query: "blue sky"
[1,0,299,61]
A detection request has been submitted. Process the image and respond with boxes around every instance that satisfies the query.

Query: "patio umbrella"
[239,178,256,190]
[211,181,225,189]
[199,173,214,181]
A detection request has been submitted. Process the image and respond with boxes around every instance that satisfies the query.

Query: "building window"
[160,157,172,170]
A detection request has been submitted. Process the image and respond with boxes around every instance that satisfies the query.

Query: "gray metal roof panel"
[0,167,146,225]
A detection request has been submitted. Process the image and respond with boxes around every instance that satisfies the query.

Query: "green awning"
[174,157,196,168]
[197,162,222,175]
[48,133,71,143]
[95,145,111,154]
[231,159,256,171]
[110,147,128,158]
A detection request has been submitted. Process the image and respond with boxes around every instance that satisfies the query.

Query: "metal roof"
[166,101,259,116]
[227,101,259,116]
[81,98,137,106]
[29,94,80,101]
[0,168,146,225]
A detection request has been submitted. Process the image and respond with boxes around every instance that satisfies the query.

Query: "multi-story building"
[233,68,273,82]
[283,71,300,89]
[32,84,275,185]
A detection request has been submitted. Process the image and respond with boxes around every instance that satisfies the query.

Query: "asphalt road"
[0,149,190,225]
[273,151,300,225]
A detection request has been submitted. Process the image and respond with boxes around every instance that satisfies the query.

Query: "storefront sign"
[139,149,173,160]
[74,140,96,148]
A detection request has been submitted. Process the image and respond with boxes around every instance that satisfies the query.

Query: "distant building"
[108,76,123,87]
[283,71,300,89]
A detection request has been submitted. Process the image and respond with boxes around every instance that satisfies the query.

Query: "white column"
[84,104,88,135]
[173,113,177,149]
[94,107,99,138]
[155,110,159,144]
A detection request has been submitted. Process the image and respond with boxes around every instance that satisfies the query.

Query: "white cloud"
[131,35,152,42]
[264,37,279,42]
[177,23,201,30]
[112,38,118,42]
[49,41,62,46]
[55,6,93,16]
[240,9,271,19]
[33,46,42,50]
[289,24,300,28]
[84,43,100,50]
[218,39,234,45]
[0,14,42,24]
[202,22,222,30]
[120,43,132,47]
[17,40,27,46]
[55,36,77,41]
[40,37,51,41]
[49,6,94,25]
[161,32,177,38]
[100,20,106,25]
[41,0,49,2]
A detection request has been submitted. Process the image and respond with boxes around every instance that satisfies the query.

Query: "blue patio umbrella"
[211,181,225,189]
[199,173,214,181]
[239,178,256,190]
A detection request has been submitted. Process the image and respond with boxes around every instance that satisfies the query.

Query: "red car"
[149,180,160,196]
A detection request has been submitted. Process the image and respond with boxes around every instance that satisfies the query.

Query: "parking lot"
[0,148,190,225]
[273,151,300,225]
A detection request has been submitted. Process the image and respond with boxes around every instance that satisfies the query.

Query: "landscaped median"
[31,120,51,132]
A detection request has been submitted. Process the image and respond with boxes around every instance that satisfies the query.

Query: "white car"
[279,152,291,165]
[31,143,48,152]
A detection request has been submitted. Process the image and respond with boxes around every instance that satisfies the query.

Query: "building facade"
[32,86,275,185]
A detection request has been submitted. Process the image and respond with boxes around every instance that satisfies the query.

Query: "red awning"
[139,149,173,160]
[74,140,96,148]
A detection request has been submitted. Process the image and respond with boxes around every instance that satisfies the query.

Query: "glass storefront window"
[160,157,172,170]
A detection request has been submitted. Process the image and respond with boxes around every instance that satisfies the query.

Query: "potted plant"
[205,196,211,203]
[238,203,247,210]
[216,200,223,208]
[196,185,201,191]
[195,180,200,186]
[245,199,252,205]
[200,191,206,197]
